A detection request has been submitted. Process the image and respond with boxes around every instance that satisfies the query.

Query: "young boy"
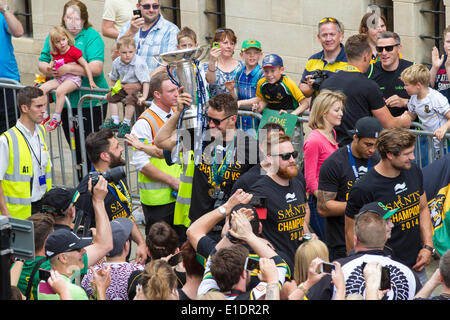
[177,26,197,50]
[401,63,450,155]
[224,39,264,133]
[255,54,308,116]
[103,36,150,138]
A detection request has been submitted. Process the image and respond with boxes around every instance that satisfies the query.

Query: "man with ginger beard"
[250,134,314,271]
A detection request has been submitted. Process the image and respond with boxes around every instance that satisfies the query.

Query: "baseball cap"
[241,39,262,52]
[358,202,399,220]
[349,116,383,139]
[262,54,283,68]
[107,218,133,257]
[45,229,93,258]
[41,188,76,216]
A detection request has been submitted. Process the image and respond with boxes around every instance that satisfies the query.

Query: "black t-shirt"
[251,174,308,270]
[345,163,424,267]
[231,163,265,193]
[367,59,413,117]
[189,130,258,223]
[74,175,133,228]
[320,71,385,146]
[318,145,380,248]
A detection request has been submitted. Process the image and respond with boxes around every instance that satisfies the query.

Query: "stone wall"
[6,0,443,86]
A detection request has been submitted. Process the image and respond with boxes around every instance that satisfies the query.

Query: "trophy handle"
[196,45,211,62]
[152,55,168,67]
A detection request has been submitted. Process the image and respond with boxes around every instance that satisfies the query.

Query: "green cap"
[241,39,262,52]
[358,202,399,220]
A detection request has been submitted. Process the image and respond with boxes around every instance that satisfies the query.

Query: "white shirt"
[131,102,173,172]
[408,88,450,150]
[0,120,51,201]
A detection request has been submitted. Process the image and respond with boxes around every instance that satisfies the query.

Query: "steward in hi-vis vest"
[0,87,52,219]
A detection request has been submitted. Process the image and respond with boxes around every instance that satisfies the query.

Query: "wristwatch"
[423,244,435,255]
[297,282,309,295]
[218,205,227,217]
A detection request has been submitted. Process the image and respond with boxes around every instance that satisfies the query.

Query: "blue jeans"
[308,194,325,241]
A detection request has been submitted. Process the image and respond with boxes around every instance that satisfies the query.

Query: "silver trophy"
[153,45,210,130]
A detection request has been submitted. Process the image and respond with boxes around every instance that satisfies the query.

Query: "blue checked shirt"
[234,64,264,100]
[118,14,179,74]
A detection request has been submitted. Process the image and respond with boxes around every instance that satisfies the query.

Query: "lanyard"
[16,127,43,169]
[107,179,132,216]
[210,136,236,187]
[347,143,371,181]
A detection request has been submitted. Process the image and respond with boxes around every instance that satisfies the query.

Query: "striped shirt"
[118,14,179,74]
[301,44,348,83]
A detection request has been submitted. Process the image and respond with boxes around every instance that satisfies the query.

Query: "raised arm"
[85,176,113,267]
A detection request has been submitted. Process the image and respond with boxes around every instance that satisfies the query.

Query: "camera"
[249,196,266,208]
[212,188,226,209]
[89,166,126,188]
[311,69,329,91]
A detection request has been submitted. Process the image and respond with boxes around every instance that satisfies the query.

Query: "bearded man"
[74,128,148,264]
[251,133,314,271]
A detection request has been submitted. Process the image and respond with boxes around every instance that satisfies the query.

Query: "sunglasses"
[272,151,298,161]
[206,114,233,126]
[375,44,399,53]
[141,3,160,10]
[319,17,340,26]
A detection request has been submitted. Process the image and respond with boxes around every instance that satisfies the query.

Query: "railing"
[0,81,448,202]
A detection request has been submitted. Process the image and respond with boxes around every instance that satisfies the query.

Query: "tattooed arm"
[316,189,346,217]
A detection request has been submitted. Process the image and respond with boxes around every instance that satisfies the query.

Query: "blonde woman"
[303,90,345,240]
[282,239,345,300]
[281,239,329,298]
[135,260,179,300]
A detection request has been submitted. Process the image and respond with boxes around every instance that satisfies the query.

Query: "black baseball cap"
[358,202,399,220]
[349,117,383,139]
[41,188,76,216]
[45,229,93,258]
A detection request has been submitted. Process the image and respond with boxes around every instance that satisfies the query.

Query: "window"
[204,0,225,43]
[160,0,181,28]
[13,0,33,37]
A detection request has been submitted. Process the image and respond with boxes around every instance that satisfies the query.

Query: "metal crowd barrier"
[0,80,449,203]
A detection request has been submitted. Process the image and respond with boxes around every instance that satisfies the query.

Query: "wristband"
[208,67,216,72]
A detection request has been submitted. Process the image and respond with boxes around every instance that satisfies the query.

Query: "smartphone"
[380,266,391,290]
[361,263,391,290]
[133,9,142,18]
[212,42,220,48]
[320,262,335,274]
[245,257,259,271]
[168,252,182,267]
[39,268,51,282]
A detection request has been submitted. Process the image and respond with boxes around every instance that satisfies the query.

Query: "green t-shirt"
[14,254,88,300]
[38,274,88,300]
[38,27,109,108]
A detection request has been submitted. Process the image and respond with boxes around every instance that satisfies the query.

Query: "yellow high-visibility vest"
[137,108,181,206]
[1,126,52,219]
[173,150,195,228]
